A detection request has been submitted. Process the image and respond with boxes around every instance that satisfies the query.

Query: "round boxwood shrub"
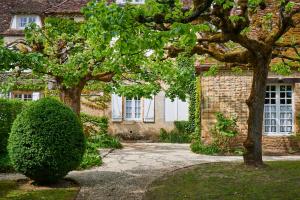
[8,97,85,183]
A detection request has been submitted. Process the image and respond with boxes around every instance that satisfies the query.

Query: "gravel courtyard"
[67,143,300,200]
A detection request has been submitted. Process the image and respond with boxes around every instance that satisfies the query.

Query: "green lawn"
[144,161,300,200]
[0,179,78,200]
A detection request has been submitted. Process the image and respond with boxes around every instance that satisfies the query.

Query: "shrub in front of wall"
[210,112,239,153]
[190,140,220,155]
[0,99,27,154]
[81,113,109,136]
[8,97,85,184]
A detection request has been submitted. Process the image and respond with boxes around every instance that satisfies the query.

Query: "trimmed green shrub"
[0,99,27,154]
[8,98,85,183]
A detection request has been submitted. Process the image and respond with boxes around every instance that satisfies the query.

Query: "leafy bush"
[89,134,122,149]
[0,99,27,154]
[190,140,220,155]
[81,113,108,135]
[78,141,102,169]
[190,112,241,155]
[8,98,85,183]
[159,127,191,143]
[211,112,239,153]
[78,113,122,169]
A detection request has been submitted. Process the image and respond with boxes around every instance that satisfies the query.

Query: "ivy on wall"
[194,75,201,137]
[187,75,201,138]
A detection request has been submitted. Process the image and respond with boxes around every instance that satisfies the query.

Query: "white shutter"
[112,94,123,122]
[143,97,155,122]
[165,97,178,122]
[32,92,40,101]
[177,99,189,121]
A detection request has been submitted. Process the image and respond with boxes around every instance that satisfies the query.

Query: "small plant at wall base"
[159,121,192,143]
[191,112,241,155]
[211,112,239,153]
[79,113,122,169]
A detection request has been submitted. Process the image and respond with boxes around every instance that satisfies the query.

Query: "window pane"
[271,126,276,132]
[126,100,132,118]
[271,99,276,104]
[265,99,269,104]
[134,99,141,119]
[271,92,276,98]
[265,126,270,132]
[264,106,269,112]
[271,86,276,91]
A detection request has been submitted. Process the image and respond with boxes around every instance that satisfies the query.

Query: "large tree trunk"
[243,54,271,166]
[59,85,83,115]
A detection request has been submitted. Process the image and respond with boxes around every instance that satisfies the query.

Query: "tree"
[129,0,299,166]
[0,3,164,115]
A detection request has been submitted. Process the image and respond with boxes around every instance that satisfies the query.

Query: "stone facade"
[81,91,175,140]
[201,70,300,154]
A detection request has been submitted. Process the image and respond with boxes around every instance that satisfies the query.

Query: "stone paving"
[67,143,300,200]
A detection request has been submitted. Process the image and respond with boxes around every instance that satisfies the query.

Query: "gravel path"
[1,143,300,199]
[67,143,300,200]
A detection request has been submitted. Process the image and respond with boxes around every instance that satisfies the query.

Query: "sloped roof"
[0,0,89,36]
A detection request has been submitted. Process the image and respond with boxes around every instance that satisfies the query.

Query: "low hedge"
[0,99,27,154]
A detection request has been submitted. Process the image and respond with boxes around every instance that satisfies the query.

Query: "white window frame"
[13,93,33,101]
[263,84,294,136]
[116,0,145,5]
[125,97,142,121]
[11,15,42,30]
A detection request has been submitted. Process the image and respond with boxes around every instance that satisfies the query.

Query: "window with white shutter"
[177,99,189,121]
[143,97,155,122]
[32,92,40,101]
[112,94,123,122]
[165,97,189,122]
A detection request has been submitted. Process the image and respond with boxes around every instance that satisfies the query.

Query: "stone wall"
[201,70,300,154]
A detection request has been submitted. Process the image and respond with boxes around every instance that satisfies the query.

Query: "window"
[12,92,40,101]
[264,85,293,135]
[14,93,32,101]
[125,98,142,120]
[116,0,145,4]
[17,16,37,29]
[11,15,41,30]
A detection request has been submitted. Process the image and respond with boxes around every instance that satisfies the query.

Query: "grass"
[144,161,300,200]
[0,179,78,200]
